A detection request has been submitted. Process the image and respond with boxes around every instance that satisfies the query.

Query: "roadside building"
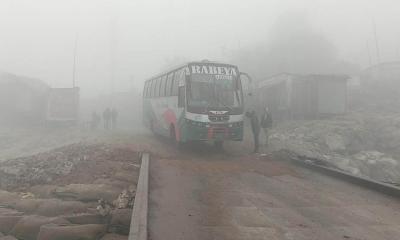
[46,87,80,125]
[0,72,49,125]
[255,73,348,120]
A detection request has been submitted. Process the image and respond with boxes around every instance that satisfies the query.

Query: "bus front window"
[188,74,242,109]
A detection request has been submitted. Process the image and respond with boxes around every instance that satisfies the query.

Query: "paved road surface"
[148,153,400,240]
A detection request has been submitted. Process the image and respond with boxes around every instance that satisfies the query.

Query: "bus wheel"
[214,141,223,150]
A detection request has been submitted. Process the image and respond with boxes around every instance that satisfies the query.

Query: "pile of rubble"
[0,143,140,240]
[269,112,400,184]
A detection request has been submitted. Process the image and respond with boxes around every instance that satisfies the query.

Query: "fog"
[1,0,400,98]
[2,1,400,238]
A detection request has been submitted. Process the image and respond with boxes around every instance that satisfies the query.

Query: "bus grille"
[208,115,229,122]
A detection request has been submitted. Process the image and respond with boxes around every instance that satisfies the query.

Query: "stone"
[113,190,134,209]
[351,151,400,183]
[325,134,346,152]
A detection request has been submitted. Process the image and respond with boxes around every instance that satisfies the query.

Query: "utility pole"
[366,41,372,66]
[72,33,78,88]
[372,17,381,64]
[109,8,118,107]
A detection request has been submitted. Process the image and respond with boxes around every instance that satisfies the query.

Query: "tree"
[231,12,359,79]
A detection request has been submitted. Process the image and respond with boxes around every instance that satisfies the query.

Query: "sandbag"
[93,178,129,189]
[0,215,22,235]
[65,213,109,225]
[100,233,128,240]
[36,199,88,217]
[13,199,44,214]
[10,215,69,240]
[53,184,121,202]
[29,185,57,198]
[37,224,107,240]
[0,191,19,207]
[109,209,132,235]
[13,198,88,217]
[114,170,138,183]
[0,208,23,216]
[0,236,18,240]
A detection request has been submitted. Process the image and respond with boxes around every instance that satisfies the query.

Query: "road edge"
[291,157,400,199]
[129,152,150,240]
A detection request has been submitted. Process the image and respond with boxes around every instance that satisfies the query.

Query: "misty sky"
[0,0,399,97]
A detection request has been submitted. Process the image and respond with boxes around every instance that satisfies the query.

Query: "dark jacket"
[246,111,260,134]
[260,112,272,128]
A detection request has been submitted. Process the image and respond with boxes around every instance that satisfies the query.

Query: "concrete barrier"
[128,153,149,240]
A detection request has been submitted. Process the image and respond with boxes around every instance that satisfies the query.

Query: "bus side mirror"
[178,86,185,108]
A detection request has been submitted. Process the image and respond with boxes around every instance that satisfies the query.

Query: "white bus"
[143,61,245,147]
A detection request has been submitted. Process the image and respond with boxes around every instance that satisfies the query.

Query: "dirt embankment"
[269,112,400,184]
[0,143,140,240]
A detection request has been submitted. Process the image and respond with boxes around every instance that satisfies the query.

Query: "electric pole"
[372,17,381,64]
[366,41,372,66]
[72,33,78,88]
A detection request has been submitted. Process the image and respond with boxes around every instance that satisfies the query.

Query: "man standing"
[111,108,118,130]
[260,107,273,147]
[91,111,100,130]
[103,108,111,130]
[246,110,260,153]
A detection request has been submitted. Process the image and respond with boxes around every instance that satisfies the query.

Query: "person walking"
[91,111,100,130]
[103,108,111,130]
[246,110,260,153]
[111,108,118,130]
[260,107,273,147]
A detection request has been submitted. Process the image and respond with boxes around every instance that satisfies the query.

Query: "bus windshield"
[188,74,242,109]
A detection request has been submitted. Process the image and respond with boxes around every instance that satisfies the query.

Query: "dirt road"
[148,147,400,240]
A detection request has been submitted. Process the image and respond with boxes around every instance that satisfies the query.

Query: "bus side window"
[166,72,174,96]
[148,80,152,97]
[155,78,161,97]
[178,86,185,108]
[144,81,148,98]
[150,79,155,97]
[160,76,166,97]
[172,70,181,96]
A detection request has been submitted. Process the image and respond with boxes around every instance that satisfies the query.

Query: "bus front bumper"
[181,121,243,142]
